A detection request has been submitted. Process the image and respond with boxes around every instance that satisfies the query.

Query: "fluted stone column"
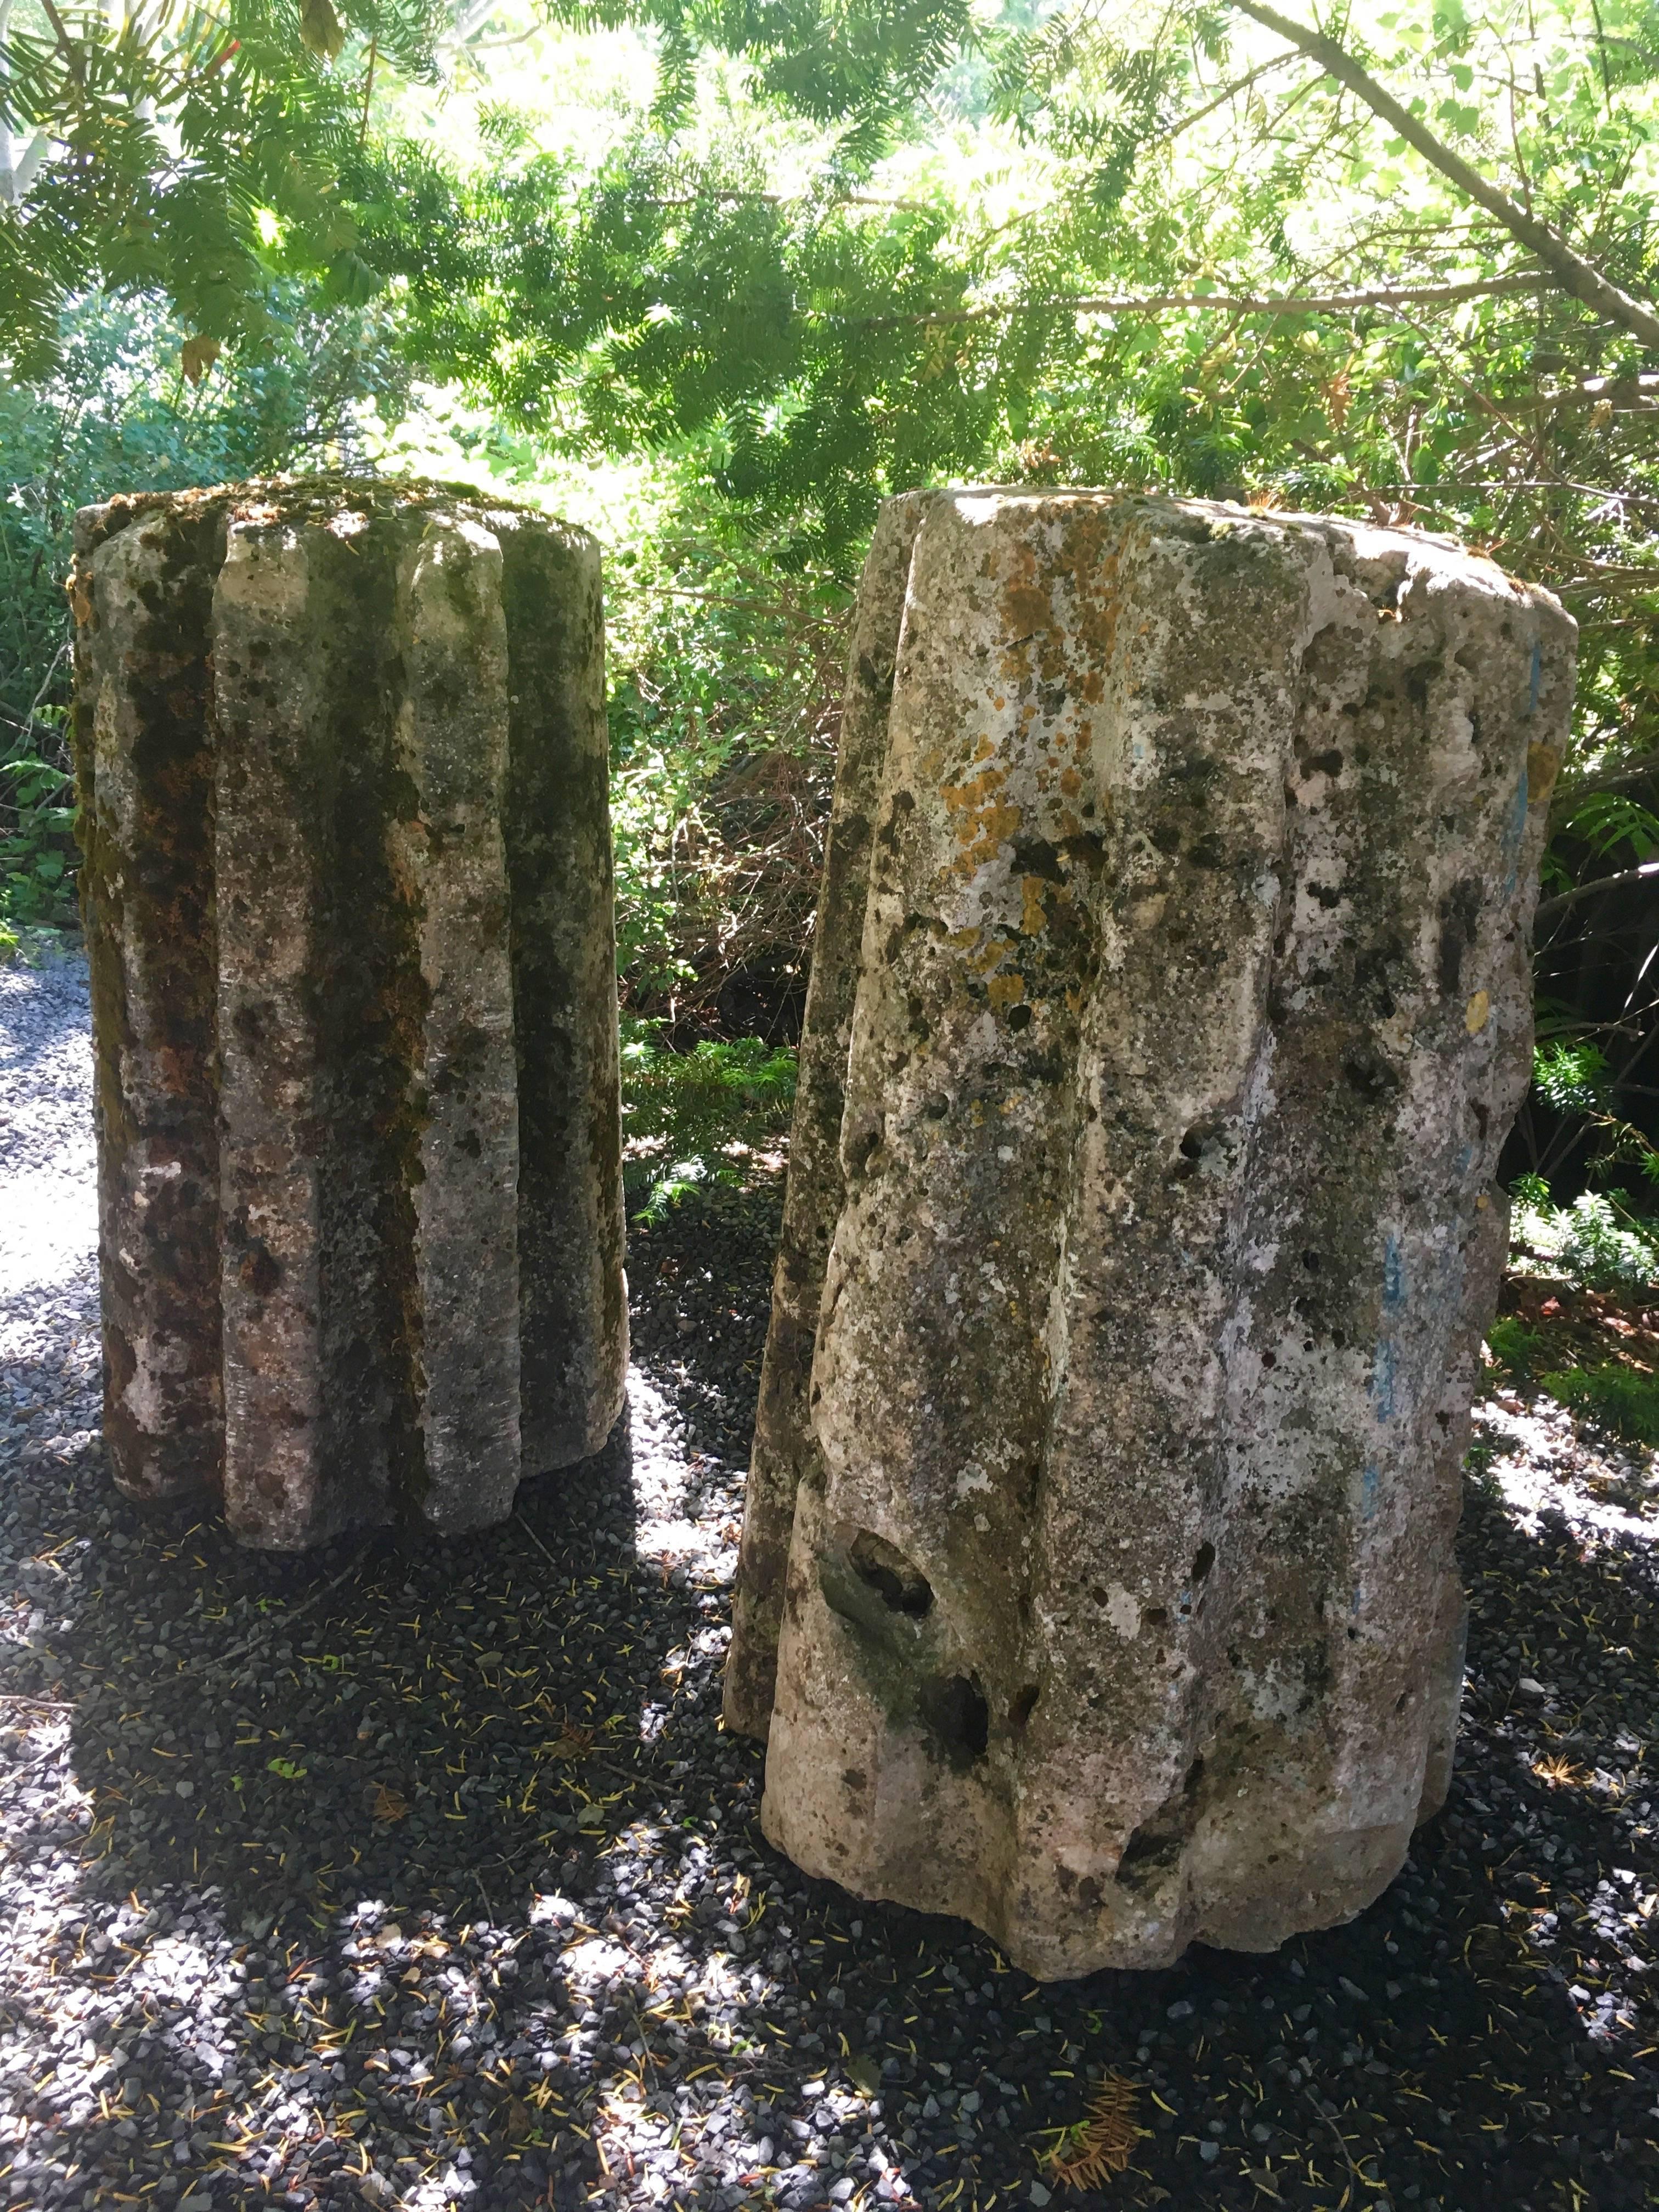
[71,480,626,1548]
[727,490,1574,1976]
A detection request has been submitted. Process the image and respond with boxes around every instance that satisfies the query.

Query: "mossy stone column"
[728,490,1575,1976]
[71,480,626,1548]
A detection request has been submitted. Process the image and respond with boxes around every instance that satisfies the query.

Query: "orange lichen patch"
[988,973,1028,1012]
[1527,741,1561,803]
[1020,876,1051,938]
[942,765,1009,817]
[941,756,1027,871]
[1004,583,1054,636]
[1060,766,1082,797]
[973,803,1023,848]
[967,936,1013,976]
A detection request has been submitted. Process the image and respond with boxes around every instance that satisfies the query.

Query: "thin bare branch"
[1536,859,1659,923]
[1230,0,1659,351]
[851,272,1546,331]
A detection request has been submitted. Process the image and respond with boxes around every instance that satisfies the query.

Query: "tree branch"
[1229,0,1659,352]
[36,0,88,91]
[851,272,1546,330]
[1535,859,1659,923]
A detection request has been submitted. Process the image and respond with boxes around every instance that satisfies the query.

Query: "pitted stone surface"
[727,489,1575,1976]
[71,479,626,1548]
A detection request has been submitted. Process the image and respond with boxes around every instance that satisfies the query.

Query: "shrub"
[1510,1179,1659,1292]
[1,291,409,933]
[1539,1363,1659,1448]
[619,1027,797,1221]
[1486,1314,1543,1378]
[1558,1193,1659,1292]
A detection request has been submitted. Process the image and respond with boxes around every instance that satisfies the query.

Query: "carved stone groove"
[72,480,626,1548]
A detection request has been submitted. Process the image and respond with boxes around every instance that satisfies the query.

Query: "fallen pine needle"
[1040,2073,1144,2190]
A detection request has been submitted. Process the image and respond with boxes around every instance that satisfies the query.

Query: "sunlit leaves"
[0,0,450,372]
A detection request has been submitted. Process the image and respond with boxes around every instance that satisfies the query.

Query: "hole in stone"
[1009,1684,1040,1736]
[1144,1606,1169,1628]
[849,1531,933,1617]
[1340,1042,1399,1101]
[849,1125,884,1177]
[1116,1825,1178,1878]
[1191,1541,1216,1583]
[1302,1250,1321,1272]
[922,1093,949,1120]
[919,1674,990,1769]
[1395,1690,1410,1714]
[1007,1004,1033,1031]
[1261,1349,1277,1370]
[1183,1754,1205,1793]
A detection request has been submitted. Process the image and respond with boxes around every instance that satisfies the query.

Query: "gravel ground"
[0,945,1657,2212]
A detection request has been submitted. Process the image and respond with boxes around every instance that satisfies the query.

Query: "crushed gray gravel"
[0,941,1656,2212]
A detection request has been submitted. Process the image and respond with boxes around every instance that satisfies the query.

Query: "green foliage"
[619,1024,796,1219]
[1486,1313,1544,1378]
[1539,1361,1659,1446]
[1559,1193,1659,1290]
[6,0,1659,1175]
[601,472,849,1017]
[1,0,449,376]
[1548,791,1659,878]
[1533,1040,1613,1118]
[1510,1178,1659,1288]
[543,0,975,156]
[0,289,408,929]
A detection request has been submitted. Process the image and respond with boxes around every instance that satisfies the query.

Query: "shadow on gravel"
[0,1182,1654,2210]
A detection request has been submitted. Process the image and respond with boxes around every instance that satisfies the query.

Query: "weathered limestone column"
[71,479,627,1548]
[728,490,1573,1975]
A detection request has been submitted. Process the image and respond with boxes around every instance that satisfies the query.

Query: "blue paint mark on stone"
[1372,1234,1404,1425]
[1500,759,1529,893]
[1362,1463,1380,1520]
[1372,1336,1397,1422]
[1383,1232,1407,1313]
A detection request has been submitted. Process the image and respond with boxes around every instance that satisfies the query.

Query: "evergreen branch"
[853,272,1548,329]
[1228,0,1659,353]
[1551,760,1659,826]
